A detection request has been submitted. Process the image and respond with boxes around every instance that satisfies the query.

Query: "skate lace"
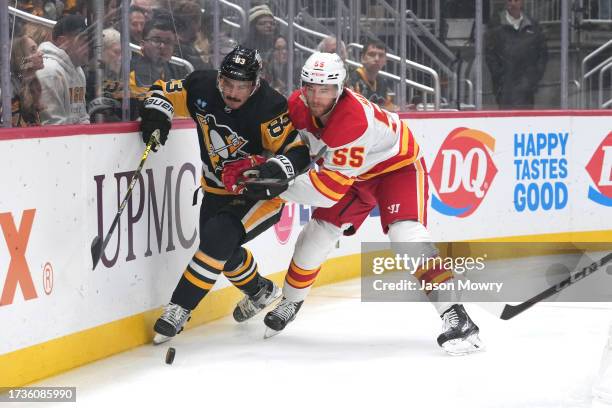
[162,303,190,328]
[270,299,298,321]
[443,308,460,329]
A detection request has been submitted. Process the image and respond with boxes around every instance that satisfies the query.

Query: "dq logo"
[429,128,497,217]
[586,131,612,207]
[274,204,295,244]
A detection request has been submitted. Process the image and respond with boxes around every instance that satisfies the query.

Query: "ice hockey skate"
[153,302,192,345]
[233,277,281,322]
[437,304,484,355]
[263,298,304,338]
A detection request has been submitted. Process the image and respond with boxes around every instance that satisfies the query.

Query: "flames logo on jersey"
[196,113,248,170]
[429,127,498,217]
[586,131,612,207]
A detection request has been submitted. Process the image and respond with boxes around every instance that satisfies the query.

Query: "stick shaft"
[92,131,158,267]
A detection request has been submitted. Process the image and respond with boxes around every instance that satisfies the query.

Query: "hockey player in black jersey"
[139,45,310,344]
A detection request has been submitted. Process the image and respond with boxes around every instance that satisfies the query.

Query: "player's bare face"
[218,76,255,110]
[303,83,338,118]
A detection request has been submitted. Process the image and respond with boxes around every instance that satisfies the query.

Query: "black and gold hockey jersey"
[151,70,305,195]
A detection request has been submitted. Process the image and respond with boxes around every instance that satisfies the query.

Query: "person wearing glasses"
[130,14,188,105]
[243,4,278,55]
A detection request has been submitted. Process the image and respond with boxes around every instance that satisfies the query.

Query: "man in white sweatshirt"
[37,14,90,125]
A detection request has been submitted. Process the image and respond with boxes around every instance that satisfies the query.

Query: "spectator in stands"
[348,39,397,111]
[243,4,277,55]
[129,6,146,43]
[130,15,189,102]
[316,36,348,61]
[64,0,88,17]
[173,0,210,70]
[87,28,124,122]
[262,35,299,96]
[26,24,52,45]
[485,0,548,109]
[37,14,90,125]
[104,0,121,29]
[16,0,45,18]
[9,35,45,126]
[131,0,154,21]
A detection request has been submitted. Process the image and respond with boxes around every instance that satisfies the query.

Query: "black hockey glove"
[243,155,295,200]
[140,91,174,151]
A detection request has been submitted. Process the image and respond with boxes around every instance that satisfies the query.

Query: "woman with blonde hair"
[10,35,45,126]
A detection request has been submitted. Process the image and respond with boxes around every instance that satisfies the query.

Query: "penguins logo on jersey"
[196,113,248,170]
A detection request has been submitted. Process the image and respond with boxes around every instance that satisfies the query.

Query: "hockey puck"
[165,347,175,365]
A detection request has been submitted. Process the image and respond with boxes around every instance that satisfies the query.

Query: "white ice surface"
[16,279,612,408]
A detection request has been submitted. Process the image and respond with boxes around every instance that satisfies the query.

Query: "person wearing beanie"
[243,4,277,55]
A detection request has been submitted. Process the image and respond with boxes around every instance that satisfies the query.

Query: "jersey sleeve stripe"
[308,170,348,201]
[415,158,426,225]
[357,124,421,180]
[281,138,306,154]
[399,123,411,156]
[242,198,285,232]
[357,158,415,180]
[150,79,189,117]
[200,177,235,195]
[319,167,354,185]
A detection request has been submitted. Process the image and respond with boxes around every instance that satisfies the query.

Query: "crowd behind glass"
[1,0,611,128]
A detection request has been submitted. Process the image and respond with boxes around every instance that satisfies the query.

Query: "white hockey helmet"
[301,52,347,95]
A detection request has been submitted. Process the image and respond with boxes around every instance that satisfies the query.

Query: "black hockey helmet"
[219,45,262,83]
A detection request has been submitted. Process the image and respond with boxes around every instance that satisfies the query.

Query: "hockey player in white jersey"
[236,52,484,355]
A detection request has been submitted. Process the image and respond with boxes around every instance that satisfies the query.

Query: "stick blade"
[91,236,102,270]
[499,303,532,320]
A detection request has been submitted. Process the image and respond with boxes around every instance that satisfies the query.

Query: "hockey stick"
[240,146,328,187]
[495,251,612,320]
[91,130,160,270]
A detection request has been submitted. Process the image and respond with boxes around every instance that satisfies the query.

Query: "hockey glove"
[221,155,266,194]
[242,155,295,200]
[140,91,174,151]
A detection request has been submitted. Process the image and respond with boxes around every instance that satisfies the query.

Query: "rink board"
[0,112,611,387]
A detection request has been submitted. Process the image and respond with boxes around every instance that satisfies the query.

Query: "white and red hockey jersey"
[280,88,420,207]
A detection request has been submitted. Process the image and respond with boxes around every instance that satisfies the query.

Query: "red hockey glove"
[222,155,266,194]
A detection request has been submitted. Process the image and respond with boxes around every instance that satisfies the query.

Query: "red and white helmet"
[301,52,347,95]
